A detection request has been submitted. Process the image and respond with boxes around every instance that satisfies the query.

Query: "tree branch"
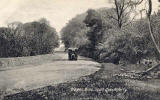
[107,15,119,21]
[122,13,137,27]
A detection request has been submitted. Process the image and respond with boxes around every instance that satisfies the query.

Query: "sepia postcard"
[0,0,160,100]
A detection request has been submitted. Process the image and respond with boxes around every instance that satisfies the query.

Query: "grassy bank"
[0,53,61,71]
[4,63,160,100]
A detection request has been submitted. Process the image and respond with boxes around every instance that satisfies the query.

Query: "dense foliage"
[0,19,59,57]
[61,8,160,64]
[61,14,89,49]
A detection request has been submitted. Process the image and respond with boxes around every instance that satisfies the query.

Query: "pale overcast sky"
[0,0,159,32]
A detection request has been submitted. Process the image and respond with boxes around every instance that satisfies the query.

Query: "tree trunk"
[147,17,160,54]
[142,0,160,75]
[147,0,160,54]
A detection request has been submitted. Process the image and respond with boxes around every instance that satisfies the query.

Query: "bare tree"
[109,0,143,28]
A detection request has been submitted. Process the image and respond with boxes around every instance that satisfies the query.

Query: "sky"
[0,0,159,32]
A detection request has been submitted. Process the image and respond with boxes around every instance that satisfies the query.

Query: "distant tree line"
[0,18,59,57]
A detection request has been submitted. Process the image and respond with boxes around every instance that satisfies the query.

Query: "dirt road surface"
[0,52,100,95]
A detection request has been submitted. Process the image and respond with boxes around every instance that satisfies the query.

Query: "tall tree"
[108,0,145,28]
[108,0,133,28]
[84,9,103,59]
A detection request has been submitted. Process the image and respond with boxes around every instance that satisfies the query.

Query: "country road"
[0,52,100,95]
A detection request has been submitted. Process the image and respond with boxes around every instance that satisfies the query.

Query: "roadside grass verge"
[0,53,61,71]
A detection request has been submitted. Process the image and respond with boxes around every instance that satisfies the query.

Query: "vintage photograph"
[0,0,160,100]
